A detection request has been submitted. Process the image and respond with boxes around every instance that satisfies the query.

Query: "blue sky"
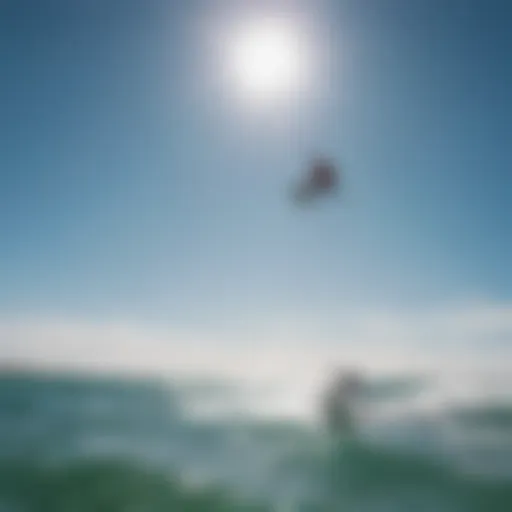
[1,0,510,343]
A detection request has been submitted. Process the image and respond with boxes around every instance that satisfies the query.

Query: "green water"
[0,372,510,511]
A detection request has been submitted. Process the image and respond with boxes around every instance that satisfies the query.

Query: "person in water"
[321,368,363,438]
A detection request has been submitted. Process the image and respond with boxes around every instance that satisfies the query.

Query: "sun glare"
[230,18,307,102]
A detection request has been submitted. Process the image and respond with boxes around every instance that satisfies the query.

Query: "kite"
[292,156,340,204]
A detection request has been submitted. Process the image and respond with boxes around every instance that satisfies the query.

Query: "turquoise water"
[0,371,510,511]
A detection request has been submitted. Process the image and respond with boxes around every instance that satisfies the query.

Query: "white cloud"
[0,301,510,421]
[0,300,510,384]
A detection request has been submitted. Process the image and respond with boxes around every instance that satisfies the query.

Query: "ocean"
[0,370,510,511]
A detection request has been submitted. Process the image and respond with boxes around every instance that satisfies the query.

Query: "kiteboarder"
[321,368,363,438]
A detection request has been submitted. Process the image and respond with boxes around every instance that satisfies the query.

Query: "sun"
[230,18,307,102]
